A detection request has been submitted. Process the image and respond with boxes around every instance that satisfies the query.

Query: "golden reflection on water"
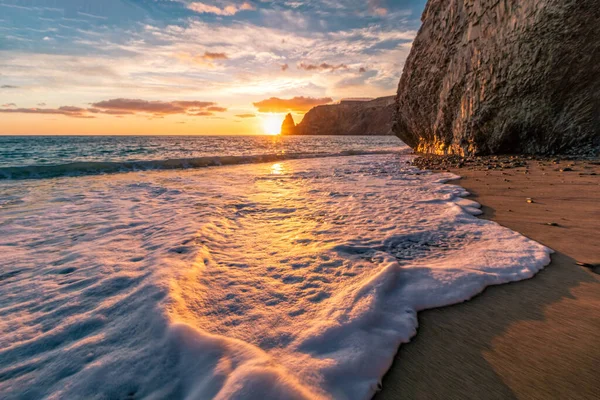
[271,163,284,175]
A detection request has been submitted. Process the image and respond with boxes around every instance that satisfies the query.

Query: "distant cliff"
[287,96,395,136]
[394,0,600,156]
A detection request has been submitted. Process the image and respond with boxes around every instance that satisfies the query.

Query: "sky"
[0,0,426,135]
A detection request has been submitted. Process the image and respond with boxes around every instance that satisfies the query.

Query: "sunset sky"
[0,0,426,135]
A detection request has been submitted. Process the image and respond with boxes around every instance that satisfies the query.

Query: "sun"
[261,114,284,135]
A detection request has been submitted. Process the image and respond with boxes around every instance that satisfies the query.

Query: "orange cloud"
[236,113,256,118]
[177,51,229,67]
[91,99,221,115]
[253,96,333,113]
[207,106,228,112]
[0,107,95,118]
[0,98,227,118]
[187,111,214,117]
[202,52,228,60]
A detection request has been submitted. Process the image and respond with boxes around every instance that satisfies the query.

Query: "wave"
[0,154,552,399]
[0,149,408,180]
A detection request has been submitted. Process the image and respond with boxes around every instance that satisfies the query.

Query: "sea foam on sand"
[0,154,551,399]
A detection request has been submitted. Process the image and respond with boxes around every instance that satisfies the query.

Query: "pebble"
[413,154,598,172]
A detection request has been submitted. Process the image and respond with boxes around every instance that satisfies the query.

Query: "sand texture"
[376,159,600,399]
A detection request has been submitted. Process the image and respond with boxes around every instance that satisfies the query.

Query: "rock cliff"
[394,0,600,156]
[290,96,395,136]
[280,113,296,135]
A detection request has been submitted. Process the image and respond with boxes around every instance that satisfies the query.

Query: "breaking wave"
[0,149,407,180]
[0,154,552,399]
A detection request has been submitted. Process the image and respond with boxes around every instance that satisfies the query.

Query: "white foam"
[0,154,551,399]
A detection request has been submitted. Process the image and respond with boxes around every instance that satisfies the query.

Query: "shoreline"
[375,158,600,399]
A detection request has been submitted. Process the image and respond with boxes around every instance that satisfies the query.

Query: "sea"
[0,135,551,399]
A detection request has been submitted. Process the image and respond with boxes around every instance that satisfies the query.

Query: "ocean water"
[0,136,551,399]
[0,135,403,179]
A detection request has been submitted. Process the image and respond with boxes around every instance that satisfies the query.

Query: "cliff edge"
[394,0,600,156]
[290,96,395,135]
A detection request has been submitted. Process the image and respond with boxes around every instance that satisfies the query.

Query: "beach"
[0,149,555,399]
[377,159,600,399]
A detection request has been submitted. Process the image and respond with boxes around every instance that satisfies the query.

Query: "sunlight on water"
[0,154,551,399]
[271,162,284,174]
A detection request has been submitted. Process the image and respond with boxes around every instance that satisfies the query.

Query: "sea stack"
[280,113,296,135]
[394,0,600,156]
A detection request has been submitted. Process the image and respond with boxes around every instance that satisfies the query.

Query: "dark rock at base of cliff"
[281,113,296,135]
[394,0,600,156]
[294,96,395,136]
[412,153,598,172]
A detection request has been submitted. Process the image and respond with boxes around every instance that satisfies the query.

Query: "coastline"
[376,159,600,399]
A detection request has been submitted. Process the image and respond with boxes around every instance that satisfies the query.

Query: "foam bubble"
[0,154,551,399]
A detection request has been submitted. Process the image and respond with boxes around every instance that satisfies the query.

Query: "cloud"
[368,0,388,16]
[77,11,108,20]
[176,51,229,67]
[0,0,421,128]
[37,102,46,106]
[207,106,227,112]
[0,107,95,118]
[253,96,332,113]
[235,113,256,118]
[0,98,227,118]
[1,85,19,89]
[91,98,188,114]
[2,103,16,107]
[90,98,223,115]
[187,2,255,16]
[87,108,134,115]
[298,62,348,72]
[335,69,379,89]
[171,100,216,108]
[202,52,228,60]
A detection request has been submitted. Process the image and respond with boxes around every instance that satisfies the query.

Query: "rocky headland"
[394,0,600,156]
[281,96,395,136]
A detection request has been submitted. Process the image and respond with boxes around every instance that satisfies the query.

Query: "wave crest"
[0,149,407,180]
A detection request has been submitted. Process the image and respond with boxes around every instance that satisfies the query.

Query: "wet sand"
[375,159,600,399]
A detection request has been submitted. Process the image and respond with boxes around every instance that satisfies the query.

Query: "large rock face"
[395,0,600,156]
[293,96,395,136]
[280,113,296,135]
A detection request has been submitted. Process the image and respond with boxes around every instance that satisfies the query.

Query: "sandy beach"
[376,159,600,399]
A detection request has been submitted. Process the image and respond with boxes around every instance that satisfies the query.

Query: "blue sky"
[0,0,427,134]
